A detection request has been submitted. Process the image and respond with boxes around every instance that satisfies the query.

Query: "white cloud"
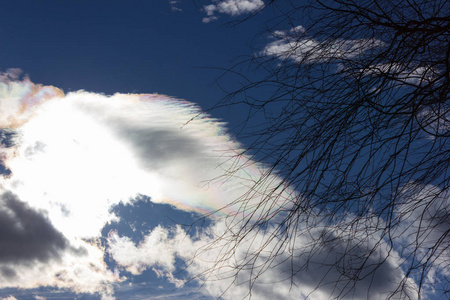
[107,226,183,276]
[1,71,444,299]
[0,236,119,298]
[107,226,187,288]
[168,0,182,12]
[202,0,264,23]
[362,63,437,86]
[188,220,418,300]
[0,71,294,297]
[272,25,306,38]
[394,184,450,298]
[0,70,64,129]
[108,215,419,300]
[0,191,118,298]
[262,27,383,63]
[1,83,293,237]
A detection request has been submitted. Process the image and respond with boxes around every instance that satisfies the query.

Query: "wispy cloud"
[169,0,183,12]
[361,63,438,86]
[262,26,383,63]
[202,0,264,23]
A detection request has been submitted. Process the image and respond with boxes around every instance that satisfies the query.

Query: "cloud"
[262,27,383,64]
[107,215,418,300]
[0,69,64,129]
[0,191,67,264]
[0,242,119,298]
[393,184,450,297]
[169,0,182,12]
[1,71,443,299]
[0,191,119,298]
[0,71,294,297]
[0,296,17,300]
[107,226,187,287]
[361,63,438,86]
[107,226,182,276]
[202,0,264,23]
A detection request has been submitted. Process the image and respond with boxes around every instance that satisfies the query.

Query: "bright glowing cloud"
[0,71,294,297]
[0,70,64,129]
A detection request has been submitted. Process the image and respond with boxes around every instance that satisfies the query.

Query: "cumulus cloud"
[0,191,118,298]
[202,0,264,23]
[107,214,418,300]
[107,226,187,287]
[0,71,293,297]
[0,71,443,299]
[0,241,118,297]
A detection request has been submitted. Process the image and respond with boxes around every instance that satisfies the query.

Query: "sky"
[0,0,271,126]
[0,1,448,300]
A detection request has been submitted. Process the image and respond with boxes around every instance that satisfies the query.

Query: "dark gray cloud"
[283,229,409,299]
[0,191,68,264]
[226,228,412,300]
[0,266,16,279]
[228,229,412,300]
[114,126,204,170]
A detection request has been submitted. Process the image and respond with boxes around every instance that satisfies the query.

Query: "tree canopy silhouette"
[200,0,450,299]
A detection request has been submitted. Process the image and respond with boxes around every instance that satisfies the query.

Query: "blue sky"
[0,0,270,129]
[0,1,448,300]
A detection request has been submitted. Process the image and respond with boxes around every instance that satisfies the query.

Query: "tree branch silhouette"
[199,0,450,298]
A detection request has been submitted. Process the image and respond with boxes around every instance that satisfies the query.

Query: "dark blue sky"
[0,0,271,129]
